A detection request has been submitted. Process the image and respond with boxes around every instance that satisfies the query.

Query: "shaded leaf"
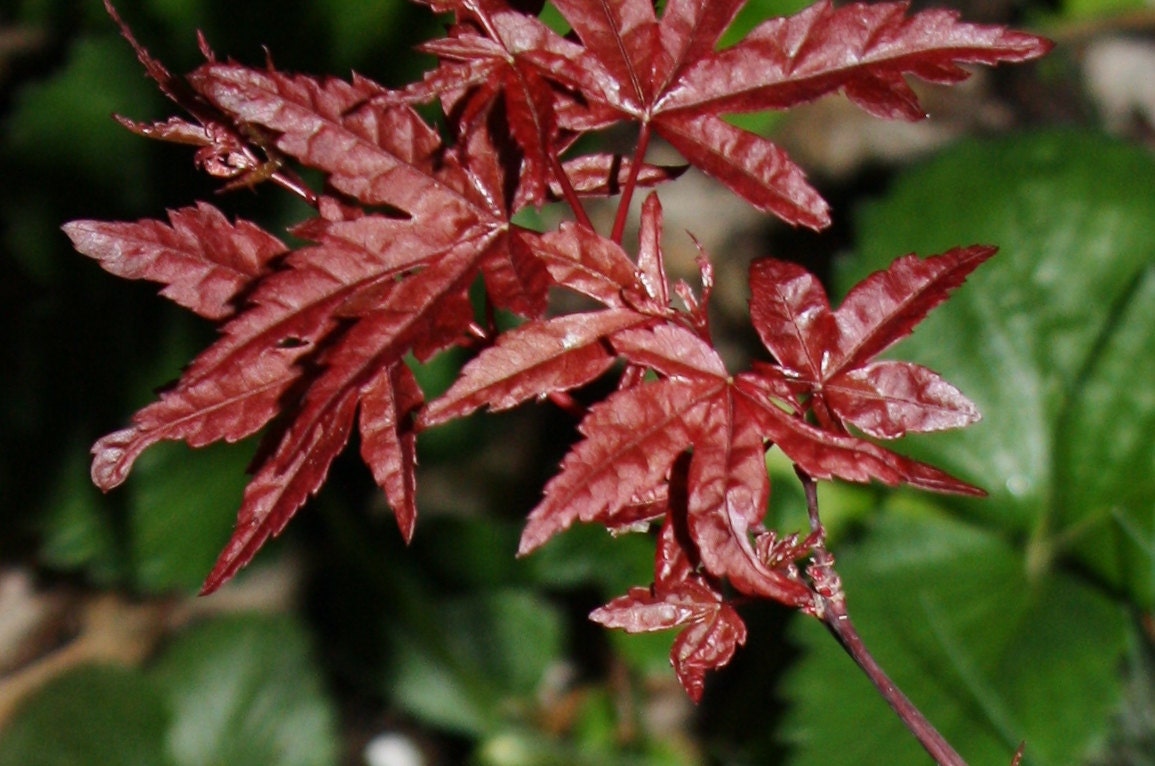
[151,615,338,766]
[0,666,173,766]
[63,203,287,320]
[389,589,564,736]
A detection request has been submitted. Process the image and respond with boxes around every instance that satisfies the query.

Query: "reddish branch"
[800,472,968,766]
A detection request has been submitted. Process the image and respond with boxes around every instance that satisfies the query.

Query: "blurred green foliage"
[0,615,339,766]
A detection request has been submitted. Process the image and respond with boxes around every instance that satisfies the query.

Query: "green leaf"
[5,35,158,196]
[388,589,564,736]
[1057,265,1155,606]
[838,131,1155,602]
[128,439,253,593]
[1056,0,1149,20]
[475,725,692,766]
[143,0,210,35]
[316,0,406,67]
[149,615,338,766]
[0,665,174,766]
[39,446,127,584]
[784,131,1153,764]
[717,0,821,48]
[410,516,524,589]
[38,314,255,593]
[779,510,1130,766]
[527,523,655,595]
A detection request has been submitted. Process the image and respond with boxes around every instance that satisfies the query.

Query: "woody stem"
[798,473,969,766]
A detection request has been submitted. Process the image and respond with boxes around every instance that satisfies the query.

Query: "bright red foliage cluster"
[66,0,1050,700]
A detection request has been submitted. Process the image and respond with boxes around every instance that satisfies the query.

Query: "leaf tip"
[516,514,567,557]
[395,505,417,544]
[90,427,144,491]
[515,532,543,558]
[61,220,99,253]
[200,519,265,595]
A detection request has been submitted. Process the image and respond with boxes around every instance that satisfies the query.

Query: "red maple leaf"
[508,0,1048,228]
[505,244,992,697]
[513,246,991,552]
[591,515,749,703]
[420,186,991,700]
[70,0,1047,685]
[746,248,992,439]
[63,202,287,321]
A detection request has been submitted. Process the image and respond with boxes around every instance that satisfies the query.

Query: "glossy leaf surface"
[69,0,1050,705]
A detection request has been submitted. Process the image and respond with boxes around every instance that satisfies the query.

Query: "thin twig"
[798,470,969,766]
[611,120,653,245]
[547,146,595,231]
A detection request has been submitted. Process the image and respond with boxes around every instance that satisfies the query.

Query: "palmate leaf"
[87,212,455,487]
[200,235,485,592]
[663,0,1050,119]
[747,247,993,440]
[73,4,1044,722]
[78,21,565,591]
[88,215,411,491]
[63,202,287,321]
[80,110,535,595]
[528,248,990,697]
[591,580,748,703]
[513,0,1049,228]
[590,502,751,702]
